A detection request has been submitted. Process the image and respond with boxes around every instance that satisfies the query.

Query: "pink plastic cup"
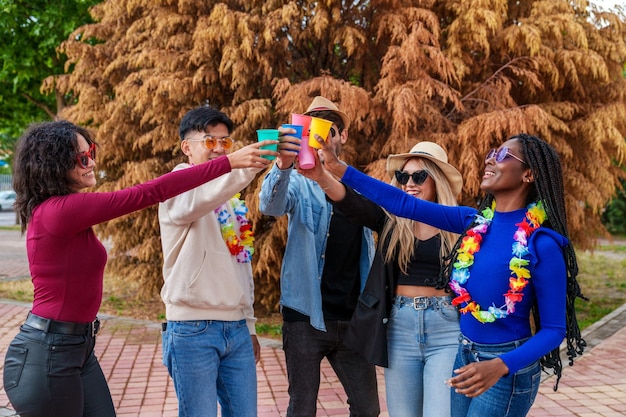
[291,114,315,169]
[308,117,333,150]
[291,113,312,137]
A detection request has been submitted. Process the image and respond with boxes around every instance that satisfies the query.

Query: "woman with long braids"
[314,133,585,417]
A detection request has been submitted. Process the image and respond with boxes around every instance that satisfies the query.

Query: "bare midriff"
[395,284,448,298]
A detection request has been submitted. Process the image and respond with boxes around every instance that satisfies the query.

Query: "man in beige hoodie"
[159,105,269,417]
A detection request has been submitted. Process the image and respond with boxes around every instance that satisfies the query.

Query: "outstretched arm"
[311,134,474,232]
[297,147,346,202]
[227,140,277,168]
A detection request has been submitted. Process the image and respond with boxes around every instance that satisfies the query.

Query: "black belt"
[24,312,100,337]
[393,295,453,310]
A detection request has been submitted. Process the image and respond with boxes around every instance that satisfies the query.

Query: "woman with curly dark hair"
[2,120,274,417]
[316,133,585,417]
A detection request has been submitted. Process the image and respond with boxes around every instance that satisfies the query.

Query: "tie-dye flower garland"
[449,200,547,323]
[215,193,254,263]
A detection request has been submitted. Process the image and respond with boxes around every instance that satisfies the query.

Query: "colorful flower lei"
[215,193,254,263]
[449,200,547,323]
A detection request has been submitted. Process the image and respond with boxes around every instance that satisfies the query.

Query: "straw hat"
[386,142,463,196]
[304,96,351,129]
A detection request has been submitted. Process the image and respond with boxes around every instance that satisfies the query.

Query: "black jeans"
[3,314,115,417]
[282,320,380,417]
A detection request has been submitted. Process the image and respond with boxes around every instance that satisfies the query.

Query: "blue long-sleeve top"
[342,166,568,374]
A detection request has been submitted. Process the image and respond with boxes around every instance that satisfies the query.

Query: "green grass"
[255,322,283,338]
[0,225,21,231]
[598,244,626,254]
[106,295,129,316]
[574,251,626,330]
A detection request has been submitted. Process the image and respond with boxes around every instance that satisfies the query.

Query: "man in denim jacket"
[259,96,379,417]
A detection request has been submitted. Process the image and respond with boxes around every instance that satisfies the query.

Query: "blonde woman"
[299,141,462,417]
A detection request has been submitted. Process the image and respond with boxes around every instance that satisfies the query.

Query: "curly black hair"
[13,120,96,233]
[442,133,586,390]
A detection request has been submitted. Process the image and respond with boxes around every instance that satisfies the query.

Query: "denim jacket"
[259,163,375,331]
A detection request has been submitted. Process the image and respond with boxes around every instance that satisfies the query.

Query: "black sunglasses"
[394,170,429,185]
[329,126,343,137]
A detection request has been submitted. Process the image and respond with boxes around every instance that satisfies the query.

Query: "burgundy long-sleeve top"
[27,156,231,323]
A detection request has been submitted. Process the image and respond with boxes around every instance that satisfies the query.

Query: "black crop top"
[396,234,442,287]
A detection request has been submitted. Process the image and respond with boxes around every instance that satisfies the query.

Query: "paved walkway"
[1,228,626,416]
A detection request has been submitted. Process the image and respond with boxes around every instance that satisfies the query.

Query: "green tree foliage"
[51,0,626,312]
[602,178,626,235]
[0,0,99,160]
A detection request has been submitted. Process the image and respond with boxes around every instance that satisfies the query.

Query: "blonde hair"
[380,157,460,275]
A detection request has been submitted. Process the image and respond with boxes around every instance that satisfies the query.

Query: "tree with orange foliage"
[48,0,626,313]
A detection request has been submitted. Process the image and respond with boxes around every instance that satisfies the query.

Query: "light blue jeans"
[162,319,256,417]
[451,335,541,417]
[384,295,460,417]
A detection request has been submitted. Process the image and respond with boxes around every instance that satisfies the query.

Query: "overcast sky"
[590,0,624,10]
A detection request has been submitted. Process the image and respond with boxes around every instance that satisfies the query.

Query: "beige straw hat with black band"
[386,141,463,196]
[304,96,351,130]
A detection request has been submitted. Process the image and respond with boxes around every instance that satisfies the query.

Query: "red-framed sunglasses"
[76,143,96,168]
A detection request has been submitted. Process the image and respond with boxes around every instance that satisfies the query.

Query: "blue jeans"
[451,336,541,417]
[3,316,114,417]
[384,296,460,417]
[282,320,380,417]
[162,319,256,417]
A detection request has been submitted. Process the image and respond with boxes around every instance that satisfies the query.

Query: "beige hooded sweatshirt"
[158,163,262,335]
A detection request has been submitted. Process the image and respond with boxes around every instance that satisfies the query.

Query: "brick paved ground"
[1,229,626,416]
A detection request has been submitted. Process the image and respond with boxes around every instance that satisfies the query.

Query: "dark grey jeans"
[282,320,380,417]
[3,321,115,417]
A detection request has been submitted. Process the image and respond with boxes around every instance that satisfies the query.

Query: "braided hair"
[442,133,586,390]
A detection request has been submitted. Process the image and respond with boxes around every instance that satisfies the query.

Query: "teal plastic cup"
[256,129,279,160]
